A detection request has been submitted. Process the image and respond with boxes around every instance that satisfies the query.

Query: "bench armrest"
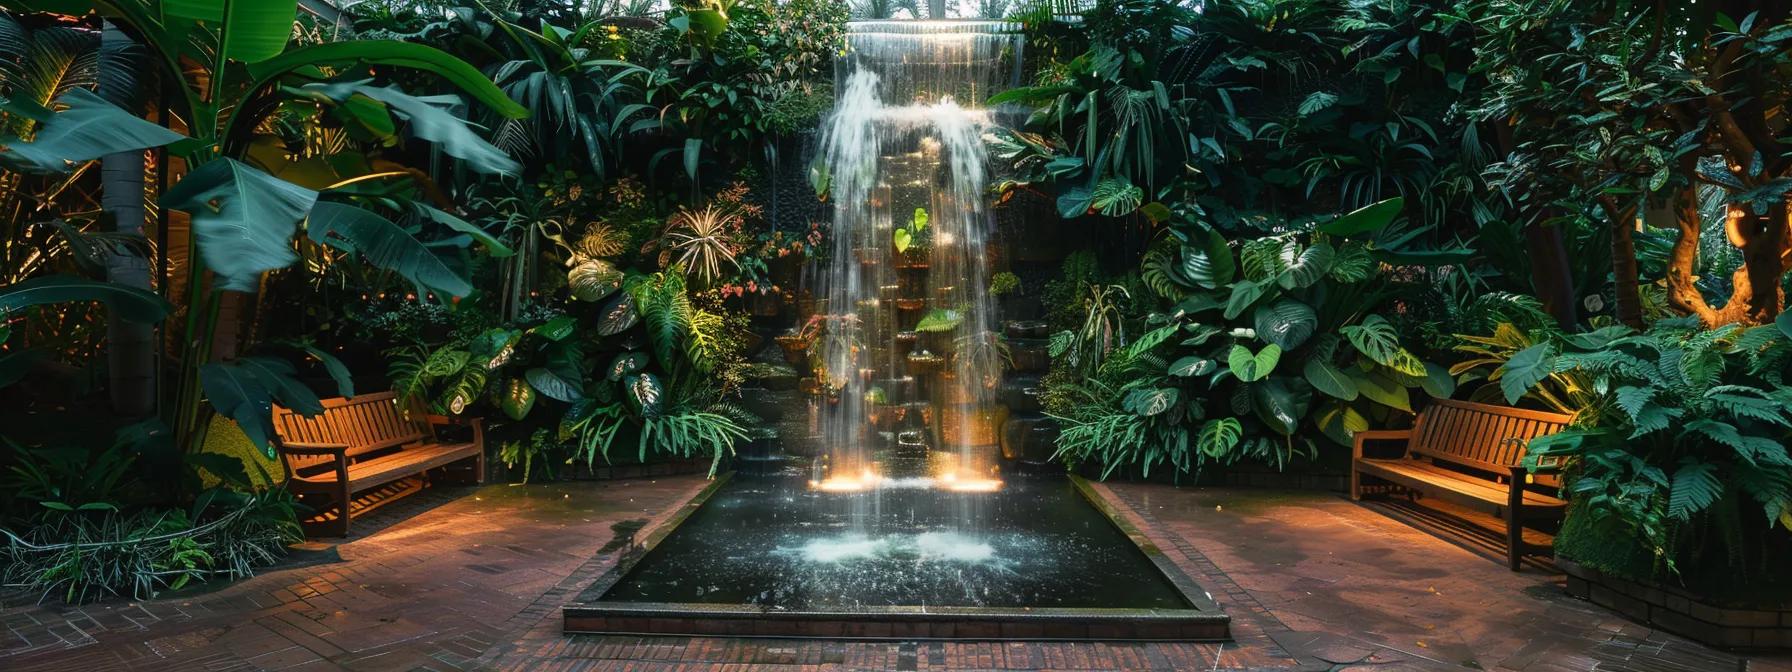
[278,442,349,456]
[1353,429,1412,460]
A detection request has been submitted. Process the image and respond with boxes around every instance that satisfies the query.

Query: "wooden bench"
[272,391,485,537]
[1351,398,1572,570]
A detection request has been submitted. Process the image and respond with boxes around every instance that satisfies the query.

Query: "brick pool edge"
[559,473,1233,641]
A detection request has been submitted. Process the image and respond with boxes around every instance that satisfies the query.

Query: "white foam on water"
[780,532,998,565]
[914,532,994,562]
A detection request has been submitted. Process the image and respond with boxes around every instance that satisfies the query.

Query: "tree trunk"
[99,20,156,418]
[1523,219,1579,328]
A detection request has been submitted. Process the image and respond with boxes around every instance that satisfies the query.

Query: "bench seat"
[1356,458,1566,511]
[1351,398,1572,570]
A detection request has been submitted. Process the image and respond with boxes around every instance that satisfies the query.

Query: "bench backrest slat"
[273,392,431,474]
[1409,398,1572,473]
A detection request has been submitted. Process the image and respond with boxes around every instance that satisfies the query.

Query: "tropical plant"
[1051,199,1453,477]
[1491,316,1792,580]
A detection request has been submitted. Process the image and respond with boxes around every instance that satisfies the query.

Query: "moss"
[199,414,284,488]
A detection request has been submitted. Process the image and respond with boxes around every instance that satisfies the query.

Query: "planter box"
[1559,556,1792,649]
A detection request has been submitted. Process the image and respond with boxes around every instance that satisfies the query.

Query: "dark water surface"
[597,475,1191,610]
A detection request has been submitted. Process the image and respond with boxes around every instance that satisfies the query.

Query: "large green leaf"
[0,274,173,323]
[1303,358,1359,401]
[306,201,474,299]
[1253,299,1318,350]
[1227,343,1282,382]
[595,292,640,336]
[526,367,583,402]
[1251,377,1312,435]
[415,204,513,257]
[1314,400,1369,445]
[1197,417,1243,458]
[1277,242,1334,290]
[300,83,522,176]
[199,356,321,457]
[161,0,297,63]
[568,259,624,302]
[1420,361,1455,399]
[626,372,662,418]
[1124,387,1180,416]
[1180,230,1234,289]
[1169,356,1216,377]
[162,158,317,292]
[501,377,536,420]
[1498,343,1556,404]
[1340,315,1405,368]
[0,88,187,173]
[1091,176,1143,216]
[1317,197,1405,237]
[302,345,354,398]
[1350,369,1412,412]
[248,41,528,119]
[1223,279,1265,320]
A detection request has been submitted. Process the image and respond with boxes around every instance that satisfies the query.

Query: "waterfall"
[810,21,1022,529]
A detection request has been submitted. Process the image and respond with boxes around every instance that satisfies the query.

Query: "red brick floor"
[4,475,1791,671]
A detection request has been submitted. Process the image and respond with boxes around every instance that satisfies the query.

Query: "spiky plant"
[662,206,740,287]
[577,222,627,259]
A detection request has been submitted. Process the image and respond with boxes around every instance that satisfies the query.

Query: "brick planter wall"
[1559,557,1792,649]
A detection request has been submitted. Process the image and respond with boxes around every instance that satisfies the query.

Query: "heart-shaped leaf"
[1223,279,1265,320]
[1314,400,1369,445]
[894,227,913,254]
[1228,343,1282,382]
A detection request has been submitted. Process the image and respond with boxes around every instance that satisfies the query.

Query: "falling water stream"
[812,21,1022,541]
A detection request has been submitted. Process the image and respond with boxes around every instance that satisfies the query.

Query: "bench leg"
[1350,467,1361,501]
[1506,478,1524,571]
[475,451,486,485]
[334,482,352,538]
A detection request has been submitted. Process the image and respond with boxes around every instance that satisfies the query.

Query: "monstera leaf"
[596,292,640,336]
[625,373,662,418]
[0,89,186,173]
[306,201,474,299]
[161,158,318,292]
[607,352,648,381]
[569,259,624,302]
[501,377,536,420]
[1197,417,1243,458]
[1091,176,1143,216]
[0,274,173,323]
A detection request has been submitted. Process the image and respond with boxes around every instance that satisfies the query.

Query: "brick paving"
[4,475,1791,671]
